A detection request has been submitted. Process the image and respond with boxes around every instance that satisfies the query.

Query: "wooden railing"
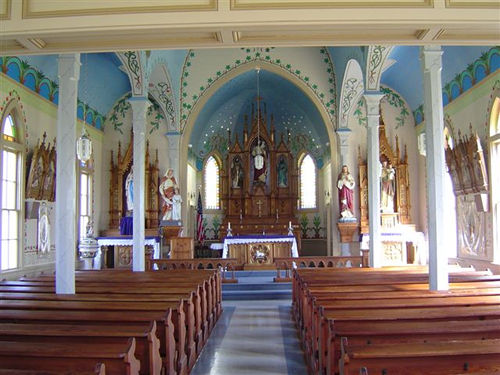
[146,258,239,283]
[273,250,369,282]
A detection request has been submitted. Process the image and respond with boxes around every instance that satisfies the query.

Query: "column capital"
[129,96,151,114]
[336,128,352,146]
[57,53,80,81]
[421,45,443,72]
[363,91,385,127]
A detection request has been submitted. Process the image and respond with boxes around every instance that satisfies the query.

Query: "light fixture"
[76,53,92,163]
[254,67,264,170]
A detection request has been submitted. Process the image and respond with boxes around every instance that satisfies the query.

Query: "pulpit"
[170,237,194,259]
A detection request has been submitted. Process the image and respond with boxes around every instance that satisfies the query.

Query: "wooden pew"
[14,269,221,337]
[0,270,218,375]
[329,319,500,375]
[0,363,105,375]
[340,337,500,375]
[0,294,195,371]
[0,306,176,374]
[0,338,139,375]
[0,322,161,375]
[293,267,500,374]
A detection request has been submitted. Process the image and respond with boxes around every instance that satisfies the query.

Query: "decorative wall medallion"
[250,244,270,264]
[38,202,50,253]
[457,195,486,258]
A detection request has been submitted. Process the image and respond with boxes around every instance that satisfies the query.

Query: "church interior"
[0,0,500,373]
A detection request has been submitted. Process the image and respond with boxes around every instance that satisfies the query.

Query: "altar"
[360,231,426,266]
[222,235,298,269]
[96,236,161,269]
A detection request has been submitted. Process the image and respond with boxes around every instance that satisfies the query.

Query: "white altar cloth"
[222,235,298,259]
[96,236,161,260]
[360,231,427,265]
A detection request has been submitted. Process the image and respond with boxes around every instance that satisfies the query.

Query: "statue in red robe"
[337,165,355,219]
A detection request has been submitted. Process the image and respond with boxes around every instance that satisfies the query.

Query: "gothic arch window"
[204,155,220,210]
[0,104,24,271]
[299,153,317,209]
[490,96,500,262]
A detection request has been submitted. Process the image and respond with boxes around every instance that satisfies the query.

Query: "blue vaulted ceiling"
[382,46,495,111]
[13,46,498,133]
[188,69,330,164]
[22,53,130,116]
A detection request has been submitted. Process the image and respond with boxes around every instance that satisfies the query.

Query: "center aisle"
[191,299,308,374]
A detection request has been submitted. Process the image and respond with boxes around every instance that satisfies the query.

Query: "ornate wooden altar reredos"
[220,100,300,242]
[107,130,160,232]
[358,118,412,234]
[26,132,56,202]
[445,126,489,208]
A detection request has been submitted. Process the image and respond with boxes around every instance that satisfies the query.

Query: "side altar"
[218,97,301,256]
[358,116,425,265]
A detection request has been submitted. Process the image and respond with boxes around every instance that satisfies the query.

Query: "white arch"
[179,60,340,246]
[339,59,365,129]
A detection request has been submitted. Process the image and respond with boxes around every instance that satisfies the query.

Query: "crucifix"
[256,200,263,218]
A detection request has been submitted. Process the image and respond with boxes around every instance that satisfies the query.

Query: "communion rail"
[146,258,239,283]
[273,250,369,282]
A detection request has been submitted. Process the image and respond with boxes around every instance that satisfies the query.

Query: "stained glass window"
[204,156,220,210]
[299,154,317,209]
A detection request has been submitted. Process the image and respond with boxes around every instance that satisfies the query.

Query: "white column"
[336,128,352,167]
[421,46,449,291]
[55,54,80,294]
[364,93,384,268]
[129,97,150,272]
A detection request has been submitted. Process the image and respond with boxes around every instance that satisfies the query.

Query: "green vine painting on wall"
[353,85,410,129]
[108,94,131,134]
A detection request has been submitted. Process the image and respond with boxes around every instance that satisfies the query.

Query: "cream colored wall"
[0,73,104,278]
[415,70,500,261]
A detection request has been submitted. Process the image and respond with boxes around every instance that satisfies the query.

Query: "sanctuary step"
[222,271,292,300]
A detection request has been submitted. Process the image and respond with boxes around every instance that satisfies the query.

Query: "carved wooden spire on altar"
[107,128,160,232]
[220,97,300,243]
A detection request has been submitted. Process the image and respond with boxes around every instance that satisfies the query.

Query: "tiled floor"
[191,300,308,375]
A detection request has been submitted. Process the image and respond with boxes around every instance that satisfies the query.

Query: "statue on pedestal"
[380,160,396,213]
[125,167,134,212]
[159,168,179,221]
[337,165,356,220]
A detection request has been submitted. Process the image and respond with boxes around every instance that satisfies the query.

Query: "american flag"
[196,192,204,244]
